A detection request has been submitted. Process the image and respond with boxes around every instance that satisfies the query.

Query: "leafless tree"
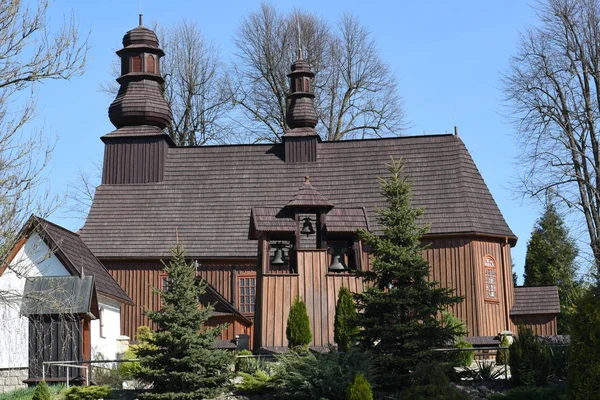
[0,0,87,272]
[503,0,600,276]
[232,3,405,143]
[161,21,235,146]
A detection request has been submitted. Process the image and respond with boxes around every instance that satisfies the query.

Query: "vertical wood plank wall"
[105,260,250,341]
[422,237,515,337]
[512,315,557,336]
[257,248,365,349]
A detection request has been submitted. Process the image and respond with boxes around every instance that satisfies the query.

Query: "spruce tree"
[135,244,231,400]
[334,286,359,351]
[524,202,579,333]
[355,158,462,391]
[286,297,312,352]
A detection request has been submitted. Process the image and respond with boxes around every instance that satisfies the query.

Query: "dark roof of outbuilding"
[80,134,516,259]
[23,216,131,304]
[511,285,560,315]
[21,276,98,317]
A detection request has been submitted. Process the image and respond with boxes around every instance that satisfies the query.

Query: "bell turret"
[283,50,320,163]
[101,16,174,185]
[108,15,172,129]
[285,58,318,129]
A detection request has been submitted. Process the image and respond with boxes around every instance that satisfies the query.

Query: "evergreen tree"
[286,297,312,353]
[334,286,359,351]
[135,244,231,400]
[524,202,579,333]
[355,158,462,391]
[31,381,51,400]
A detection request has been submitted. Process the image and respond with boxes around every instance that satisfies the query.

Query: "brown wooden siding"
[102,138,167,184]
[205,316,253,347]
[512,314,557,336]
[422,237,515,337]
[284,137,317,163]
[105,260,247,341]
[256,245,365,349]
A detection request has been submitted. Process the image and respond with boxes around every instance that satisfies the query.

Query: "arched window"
[131,55,142,72]
[295,78,302,92]
[304,78,311,92]
[484,255,498,301]
[146,54,155,73]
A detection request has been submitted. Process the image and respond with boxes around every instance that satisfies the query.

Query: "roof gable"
[15,216,131,304]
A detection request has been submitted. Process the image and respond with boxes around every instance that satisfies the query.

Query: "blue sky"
[36,1,544,282]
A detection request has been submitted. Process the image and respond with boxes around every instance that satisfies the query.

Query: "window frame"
[237,273,256,315]
[483,254,499,302]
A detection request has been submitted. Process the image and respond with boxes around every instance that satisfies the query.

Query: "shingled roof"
[23,216,131,304]
[511,285,560,316]
[80,134,516,259]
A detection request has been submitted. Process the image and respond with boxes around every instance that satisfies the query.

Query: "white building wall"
[0,234,69,368]
[91,296,122,360]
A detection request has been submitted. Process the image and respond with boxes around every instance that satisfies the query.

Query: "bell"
[271,247,286,265]
[301,217,315,236]
[328,254,346,272]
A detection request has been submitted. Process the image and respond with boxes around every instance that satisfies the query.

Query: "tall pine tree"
[135,244,231,400]
[524,202,579,333]
[355,158,462,391]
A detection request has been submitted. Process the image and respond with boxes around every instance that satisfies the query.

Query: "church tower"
[102,16,173,184]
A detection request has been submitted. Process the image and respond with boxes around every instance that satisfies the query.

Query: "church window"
[238,275,256,314]
[484,255,498,301]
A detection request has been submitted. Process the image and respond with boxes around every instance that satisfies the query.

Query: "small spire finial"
[305,176,310,184]
[296,19,303,61]
[139,14,143,26]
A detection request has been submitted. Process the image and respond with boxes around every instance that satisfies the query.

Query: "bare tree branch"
[232,3,405,143]
[504,0,600,277]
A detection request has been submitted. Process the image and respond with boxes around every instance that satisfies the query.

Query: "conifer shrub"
[496,334,510,365]
[509,327,551,387]
[270,347,374,400]
[63,385,111,400]
[402,362,469,400]
[235,349,258,373]
[31,381,51,400]
[454,339,474,367]
[346,373,373,400]
[286,297,312,353]
[334,286,359,351]
[235,370,272,395]
[567,289,600,399]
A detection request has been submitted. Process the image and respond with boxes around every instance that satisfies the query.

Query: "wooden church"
[70,21,560,352]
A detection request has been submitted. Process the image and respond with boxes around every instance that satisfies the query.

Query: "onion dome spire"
[285,50,318,133]
[108,17,172,130]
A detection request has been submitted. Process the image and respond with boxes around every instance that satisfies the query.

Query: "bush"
[235,349,258,373]
[63,385,112,400]
[488,385,567,400]
[269,347,373,400]
[509,327,551,387]
[286,297,312,353]
[334,286,359,351]
[454,339,474,367]
[236,370,272,395]
[401,362,469,400]
[496,334,510,365]
[31,381,51,400]
[568,289,600,399]
[346,373,373,400]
